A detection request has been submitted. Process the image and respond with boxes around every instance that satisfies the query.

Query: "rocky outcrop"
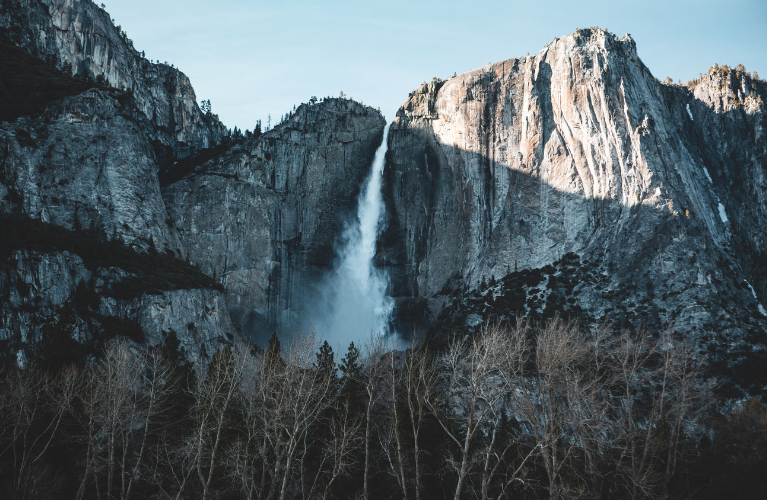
[101,288,237,365]
[0,1,239,361]
[682,66,767,301]
[0,0,226,153]
[0,246,236,366]
[2,0,766,395]
[383,28,767,391]
[0,89,181,251]
[163,99,386,343]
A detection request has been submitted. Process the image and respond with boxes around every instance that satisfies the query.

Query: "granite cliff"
[0,0,227,153]
[0,0,386,362]
[162,100,385,344]
[382,28,767,392]
[1,2,766,392]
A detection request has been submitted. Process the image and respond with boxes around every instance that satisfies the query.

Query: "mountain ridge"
[382,27,767,394]
[0,3,765,397]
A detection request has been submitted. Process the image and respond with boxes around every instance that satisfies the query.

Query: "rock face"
[0,248,236,366]
[383,28,767,390]
[0,1,387,359]
[163,100,386,343]
[0,89,181,251]
[685,67,767,300]
[2,1,767,393]
[0,0,226,153]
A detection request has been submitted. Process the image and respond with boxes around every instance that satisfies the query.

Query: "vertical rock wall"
[384,28,767,363]
[163,99,386,342]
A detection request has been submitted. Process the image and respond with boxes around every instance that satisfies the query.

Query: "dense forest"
[2,320,766,500]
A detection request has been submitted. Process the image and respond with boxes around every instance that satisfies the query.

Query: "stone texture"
[0,0,386,354]
[0,0,226,152]
[383,28,767,371]
[0,89,181,251]
[163,99,386,342]
[683,66,767,301]
[101,288,238,365]
[0,0,237,359]
[0,249,237,366]
[2,0,767,393]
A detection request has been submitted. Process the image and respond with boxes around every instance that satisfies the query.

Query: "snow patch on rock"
[703,167,713,184]
[746,281,758,299]
[718,203,729,224]
[745,281,766,316]
[16,350,26,369]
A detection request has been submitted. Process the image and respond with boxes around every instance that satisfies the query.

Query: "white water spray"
[310,124,395,349]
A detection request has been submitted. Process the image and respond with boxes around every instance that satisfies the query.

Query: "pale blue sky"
[104,0,766,131]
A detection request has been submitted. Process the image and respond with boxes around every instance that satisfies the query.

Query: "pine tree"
[267,332,281,358]
[316,340,336,378]
[339,342,361,379]
[339,342,362,392]
[339,342,365,415]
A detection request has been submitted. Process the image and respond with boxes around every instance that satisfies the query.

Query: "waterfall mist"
[305,123,397,350]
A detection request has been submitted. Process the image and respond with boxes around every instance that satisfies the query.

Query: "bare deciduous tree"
[0,365,75,500]
[123,348,176,500]
[360,333,389,500]
[514,318,591,500]
[191,347,242,500]
[320,399,363,500]
[426,323,516,500]
[0,317,718,500]
[272,335,337,500]
[66,339,175,500]
[225,347,272,500]
[380,349,409,500]
[479,321,538,500]
[611,329,712,499]
[403,339,438,500]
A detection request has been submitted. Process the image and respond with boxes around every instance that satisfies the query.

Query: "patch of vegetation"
[157,140,237,187]
[0,214,222,299]
[95,314,145,344]
[156,123,261,187]
[0,42,92,122]
[19,305,147,372]
[431,253,602,339]
[33,307,88,372]
[31,310,136,364]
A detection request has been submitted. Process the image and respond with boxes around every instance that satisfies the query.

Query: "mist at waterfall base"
[301,124,400,352]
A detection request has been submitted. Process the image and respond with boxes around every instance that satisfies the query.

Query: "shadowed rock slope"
[1,2,766,392]
[383,28,767,394]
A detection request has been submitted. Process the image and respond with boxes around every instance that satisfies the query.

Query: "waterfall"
[310,124,395,349]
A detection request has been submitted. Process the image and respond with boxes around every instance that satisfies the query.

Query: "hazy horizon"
[103,0,767,131]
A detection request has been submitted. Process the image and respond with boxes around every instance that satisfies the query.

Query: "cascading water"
[310,123,395,349]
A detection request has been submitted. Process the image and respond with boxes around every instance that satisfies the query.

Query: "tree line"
[1,319,766,499]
